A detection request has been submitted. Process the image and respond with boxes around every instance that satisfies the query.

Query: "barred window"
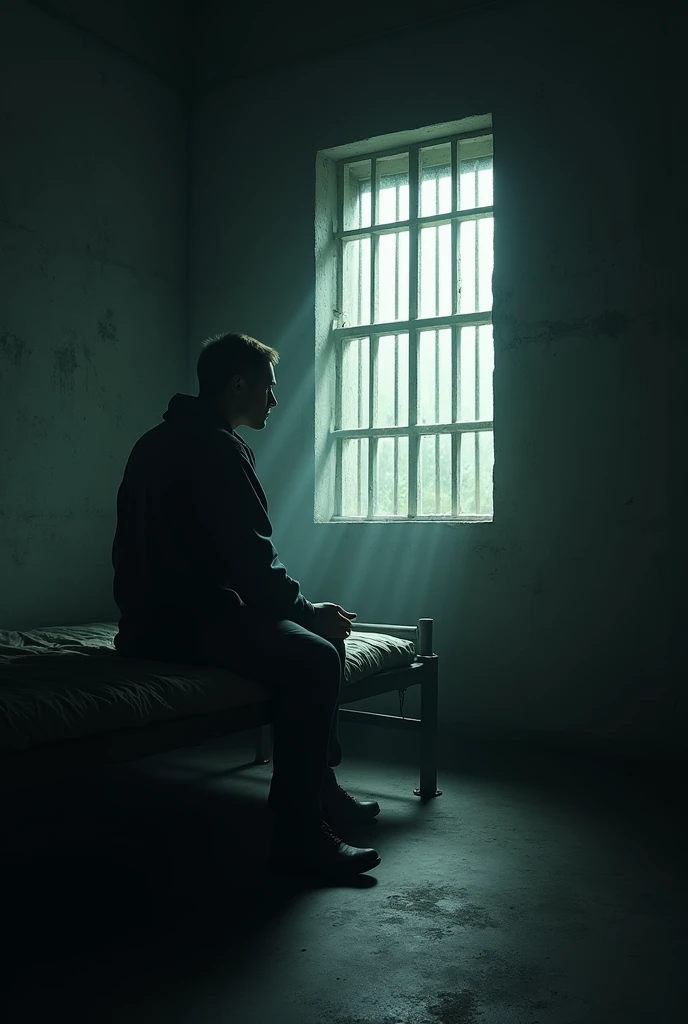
[324,127,494,522]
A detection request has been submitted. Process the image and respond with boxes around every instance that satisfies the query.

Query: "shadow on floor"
[1,757,393,1017]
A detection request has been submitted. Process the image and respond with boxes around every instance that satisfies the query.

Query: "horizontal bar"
[338,708,421,731]
[351,622,417,637]
[333,311,492,340]
[332,514,493,523]
[334,419,494,440]
[338,204,494,242]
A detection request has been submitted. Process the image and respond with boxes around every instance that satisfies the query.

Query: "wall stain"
[505,309,633,349]
[1,331,30,367]
[82,344,98,389]
[97,309,118,345]
[53,343,78,396]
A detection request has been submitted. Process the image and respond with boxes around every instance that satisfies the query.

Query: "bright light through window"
[330,130,494,521]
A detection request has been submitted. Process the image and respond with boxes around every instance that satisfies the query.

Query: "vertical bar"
[475,219,480,316]
[451,326,458,517]
[474,326,480,513]
[451,139,458,315]
[368,160,378,519]
[434,330,440,512]
[413,657,441,798]
[475,430,481,514]
[475,324,481,423]
[394,178,400,319]
[393,338,399,514]
[434,330,440,422]
[394,233,399,318]
[370,157,377,325]
[434,173,440,317]
[408,145,419,517]
[335,162,345,520]
[337,160,345,312]
[417,617,434,657]
[357,340,363,516]
[456,139,462,212]
[335,338,342,516]
[368,335,377,517]
[394,438,399,515]
[254,725,273,764]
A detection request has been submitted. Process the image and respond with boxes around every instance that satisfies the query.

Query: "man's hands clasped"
[311,602,357,640]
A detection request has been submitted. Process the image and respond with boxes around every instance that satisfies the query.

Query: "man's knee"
[300,636,342,696]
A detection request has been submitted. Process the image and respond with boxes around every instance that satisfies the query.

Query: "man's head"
[197,332,278,430]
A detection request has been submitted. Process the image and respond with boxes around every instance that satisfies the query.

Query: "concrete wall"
[0,0,187,628]
[190,0,687,757]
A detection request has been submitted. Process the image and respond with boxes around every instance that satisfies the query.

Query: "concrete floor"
[2,732,684,1023]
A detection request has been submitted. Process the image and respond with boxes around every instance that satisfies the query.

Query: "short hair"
[197,332,279,398]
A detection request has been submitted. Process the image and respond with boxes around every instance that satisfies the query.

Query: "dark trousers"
[196,612,343,826]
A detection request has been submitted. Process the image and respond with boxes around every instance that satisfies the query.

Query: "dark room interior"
[1,0,686,1021]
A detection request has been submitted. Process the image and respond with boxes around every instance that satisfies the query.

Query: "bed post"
[414,618,442,798]
[254,725,272,764]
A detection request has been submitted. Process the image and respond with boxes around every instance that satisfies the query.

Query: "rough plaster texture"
[190,1,687,756]
[0,0,187,629]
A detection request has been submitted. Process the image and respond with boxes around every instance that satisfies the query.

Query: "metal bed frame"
[0,618,440,798]
[253,617,441,798]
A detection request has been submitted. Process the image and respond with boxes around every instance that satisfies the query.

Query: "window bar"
[368,335,377,518]
[337,160,345,318]
[335,161,345,518]
[335,339,343,517]
[394,184,400,319]
[451,326,459,517]
[356,239,363,326]
[367,159,377,519]
[475,431,481,515]
[451,140,458,315]
[408,145,419,518]
[370,158,377,326]
[472,161,482,516]
[473,185,481,511]
[474,181,480,322]
[475,327,481,514]
[394,233,400,320]
[393,337,399,515]
[434,331,440,512]
[357,340,364,516]
[434,225,441,318]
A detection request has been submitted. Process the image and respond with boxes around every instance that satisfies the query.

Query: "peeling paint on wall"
[82,343,98,389]
[0,330,29,367]
[53,341,78,397]
[503,310,634,350]
[97,308,118,345]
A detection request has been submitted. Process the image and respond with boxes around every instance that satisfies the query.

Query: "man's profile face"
[233,363,277,430]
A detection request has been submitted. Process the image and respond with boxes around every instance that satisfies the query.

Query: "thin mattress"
[0,622,416,751]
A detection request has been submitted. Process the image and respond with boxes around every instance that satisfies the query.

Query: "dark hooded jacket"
[112,393,314,658]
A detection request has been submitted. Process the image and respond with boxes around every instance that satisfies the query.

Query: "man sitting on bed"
[112,332,381,879]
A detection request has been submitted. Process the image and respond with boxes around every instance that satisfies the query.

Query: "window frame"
[317,120,495,524]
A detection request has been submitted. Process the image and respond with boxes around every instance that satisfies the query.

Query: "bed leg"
[414,658,442,798]
[254,725,272,764]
